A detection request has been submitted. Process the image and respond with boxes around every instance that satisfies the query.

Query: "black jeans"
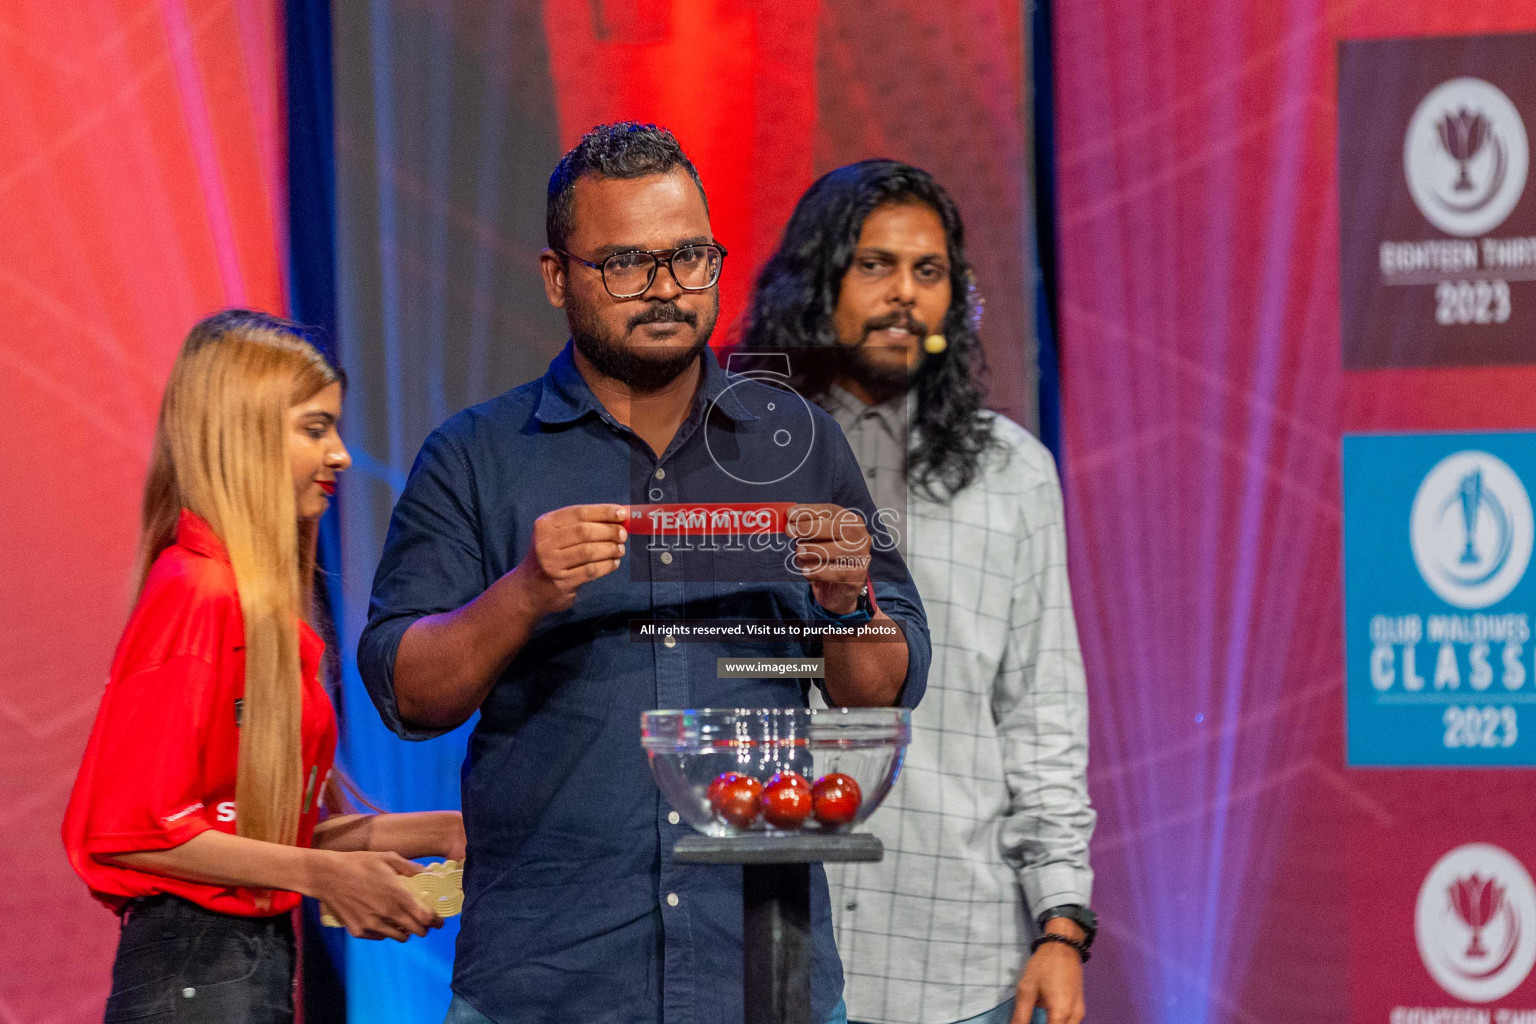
[103,895,295,1023]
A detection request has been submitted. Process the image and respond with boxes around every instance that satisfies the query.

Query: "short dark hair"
[546,122,708,251]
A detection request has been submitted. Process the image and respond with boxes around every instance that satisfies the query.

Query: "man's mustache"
[860,310,928,342]
[628,302,698,331]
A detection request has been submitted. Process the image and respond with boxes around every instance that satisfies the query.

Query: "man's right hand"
[512,504,629,616]
[392,503,629,732]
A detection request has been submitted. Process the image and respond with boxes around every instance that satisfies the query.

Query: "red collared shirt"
[63,510,337,917]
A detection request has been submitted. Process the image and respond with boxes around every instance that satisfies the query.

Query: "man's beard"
[569,298,717,392]
[841,309,931,396]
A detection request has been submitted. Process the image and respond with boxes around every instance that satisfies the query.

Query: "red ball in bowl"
[707,772,763,829]
[762,771,813,829]
[812,773,863,827]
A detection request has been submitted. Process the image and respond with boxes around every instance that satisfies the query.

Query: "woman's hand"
[305,849,443,941]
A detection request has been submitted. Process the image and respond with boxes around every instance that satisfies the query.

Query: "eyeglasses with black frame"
[557,243,728,299]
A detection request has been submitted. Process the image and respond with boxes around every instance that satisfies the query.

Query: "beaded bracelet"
[1031,933,1091,963]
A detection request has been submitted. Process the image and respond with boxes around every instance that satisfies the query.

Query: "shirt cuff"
[359,616,456,742]
[882,618,928,711]
[1021,863,1094,921]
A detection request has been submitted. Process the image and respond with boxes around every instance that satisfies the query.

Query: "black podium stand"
[674,833,883,1024]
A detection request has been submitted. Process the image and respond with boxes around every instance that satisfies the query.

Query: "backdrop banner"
[1343,432,1536,767]
[1349,813,1536,1021]
[0,3,289,1022]
[1339,33,1536,370]
[1334,29,1536,1024]
[1052,3,1536,1021]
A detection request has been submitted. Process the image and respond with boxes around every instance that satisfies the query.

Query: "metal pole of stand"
[675,833,883,1024]
[743,862,811,1024]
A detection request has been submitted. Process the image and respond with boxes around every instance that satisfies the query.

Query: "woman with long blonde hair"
[64,310,463,1023]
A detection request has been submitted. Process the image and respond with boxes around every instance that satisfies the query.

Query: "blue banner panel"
[1345,431,1536,765]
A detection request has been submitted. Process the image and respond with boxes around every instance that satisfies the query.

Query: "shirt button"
[650,488,664,500]
[846,900,858,911]
[655,468,666,480]
[663,633,677,648]
[668,811,681,825]
[666,893,680,907]
[660,551,673,565]
[182,988,197,999]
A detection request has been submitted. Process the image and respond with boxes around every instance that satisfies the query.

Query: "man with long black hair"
[740,161,1096,1024]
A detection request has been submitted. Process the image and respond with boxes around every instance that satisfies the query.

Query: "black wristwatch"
[1037,904,1098,950]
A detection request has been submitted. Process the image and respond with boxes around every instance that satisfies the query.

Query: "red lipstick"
[318,480,335,496]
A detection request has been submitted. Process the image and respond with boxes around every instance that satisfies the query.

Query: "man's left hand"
[1012,924,1086,1024]
[788,503,871,614]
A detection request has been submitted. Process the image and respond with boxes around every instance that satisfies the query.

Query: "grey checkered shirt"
[819,387,1095,1024]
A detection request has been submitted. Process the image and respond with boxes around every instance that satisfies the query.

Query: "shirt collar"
[176,509,230,563]
[825,383,913,440]
[534,340,758,426]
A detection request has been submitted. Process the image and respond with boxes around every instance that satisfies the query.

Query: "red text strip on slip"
[625,503,796,535]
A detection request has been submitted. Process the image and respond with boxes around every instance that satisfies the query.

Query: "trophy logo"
[1449,874,1508,960]
[1404,77,1529,237]
[1439,109,1495,194]
[1410,450,1533,610]
[1417,843,1536,1002]
[1458,470,1486,565]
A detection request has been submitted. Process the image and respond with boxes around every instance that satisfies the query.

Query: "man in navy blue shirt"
[358,122,930,1024]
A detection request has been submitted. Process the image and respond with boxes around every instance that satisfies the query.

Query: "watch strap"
[809,581,873,623]
[1031,932,1090,964]
[1037,904,1097,948]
